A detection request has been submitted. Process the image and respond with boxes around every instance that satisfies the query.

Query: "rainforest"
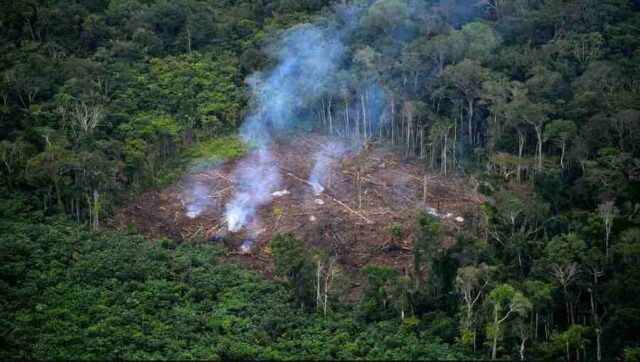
[1,0,640,360]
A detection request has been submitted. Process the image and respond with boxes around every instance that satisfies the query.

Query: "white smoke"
[223,23,348,231]
[225,147,279,232]
[185,182,211,218]
[309,141,346,195]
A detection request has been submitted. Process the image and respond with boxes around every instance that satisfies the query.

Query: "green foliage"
[0,214,468,359]
[270,233,315,308]
[626,347,640,362]
[0,0,247,219]
[414,212,442,281]
[545,232,587,264]
[185,135,246,163]
[359,0,410,36]
[388,223,404,250]
[361,264,398,320]
[1,0,640,360]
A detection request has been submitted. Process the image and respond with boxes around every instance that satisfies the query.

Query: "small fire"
[310,182,324,195]
[186,210,199,218]
[239,239,254,254]
[184,183,210,218]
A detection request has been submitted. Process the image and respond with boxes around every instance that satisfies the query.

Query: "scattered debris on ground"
[111,134,486,300]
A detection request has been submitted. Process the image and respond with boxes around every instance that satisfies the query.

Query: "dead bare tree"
[58,99,105,147]
[455,264,490,355]
[476,0,504,17]
[315,255,338,317]
[586,254,606,361]
[552,262,580,325]
[87,189,101,230]
[423,174,428,204]
[355,159,363,209]
[597,201,618,257]
[515,319,531,361]
[5,70,41,109]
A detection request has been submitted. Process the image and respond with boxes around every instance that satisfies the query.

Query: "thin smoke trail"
[308,141,346,195]
[224,23,349,232]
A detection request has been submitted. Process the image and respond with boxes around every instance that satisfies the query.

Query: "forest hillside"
[1,0,640,360]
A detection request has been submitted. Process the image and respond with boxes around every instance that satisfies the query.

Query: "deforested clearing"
[3,0,640,359]
[112,134,484,298]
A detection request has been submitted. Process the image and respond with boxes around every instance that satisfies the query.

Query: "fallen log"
[205,224,221,238]
[208,186,232,198]
[341,171,388,188]
[253,254,270,262]
[283,171,375,225]
[187,226,203,240]
[273,202,290,232]
[213,171,235,183]
[283,171,316,186]
[325,194,375,224]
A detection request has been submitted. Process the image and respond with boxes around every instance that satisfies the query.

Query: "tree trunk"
[443,132,448,177]
[519,339,526,361]
[430,143,435,169]
[402,112,406,148]
[324,291,328,317]
[357,170,362,209]
[316,259,321,309]
[186,26,192,53]
[492,307,499,360]
[344,98,350,138]
[560,141,566,169]
[420,127,424,158]
[328,97,333,136]
[563,284,575,326]
[535,125,543,171]
[596,329,602,361]
[517,130,525,182]
[473,328,477,356]
[368,93,373,140]
[406,112,412,151]
[361,93,367,142]
[87,194,92,228]
[605,221,611,257]
[454,115,458,161]
[92,190,99,229]
[423,174,427,204]
[390,101,395,145]
[355,109,360,142]
[492,330,498,360]
[468,98,474,146]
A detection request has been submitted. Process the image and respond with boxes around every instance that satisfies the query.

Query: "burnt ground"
[110,134,486,301]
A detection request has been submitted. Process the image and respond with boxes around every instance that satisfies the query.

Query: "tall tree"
[486,284,531,360]
[545,119,577,169]
[442,59,492,146]
[270,233,315,308]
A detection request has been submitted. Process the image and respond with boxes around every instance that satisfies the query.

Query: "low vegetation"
[0,202,467,360]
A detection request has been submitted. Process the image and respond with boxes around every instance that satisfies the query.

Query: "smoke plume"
[224,22,349,231]
[309,141,346,195]
[185,182,210,218]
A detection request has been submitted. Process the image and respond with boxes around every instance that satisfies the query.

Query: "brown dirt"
[110,134,486,301]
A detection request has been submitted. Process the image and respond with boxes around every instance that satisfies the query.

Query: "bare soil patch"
[111,134,485,300]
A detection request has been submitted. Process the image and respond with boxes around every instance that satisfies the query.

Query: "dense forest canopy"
[1,0,640,360]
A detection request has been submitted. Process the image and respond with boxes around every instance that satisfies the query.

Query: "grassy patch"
[156,171,179,187]
[145,135,250,188]
[186,135,247,160]
[150,136,248,187]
